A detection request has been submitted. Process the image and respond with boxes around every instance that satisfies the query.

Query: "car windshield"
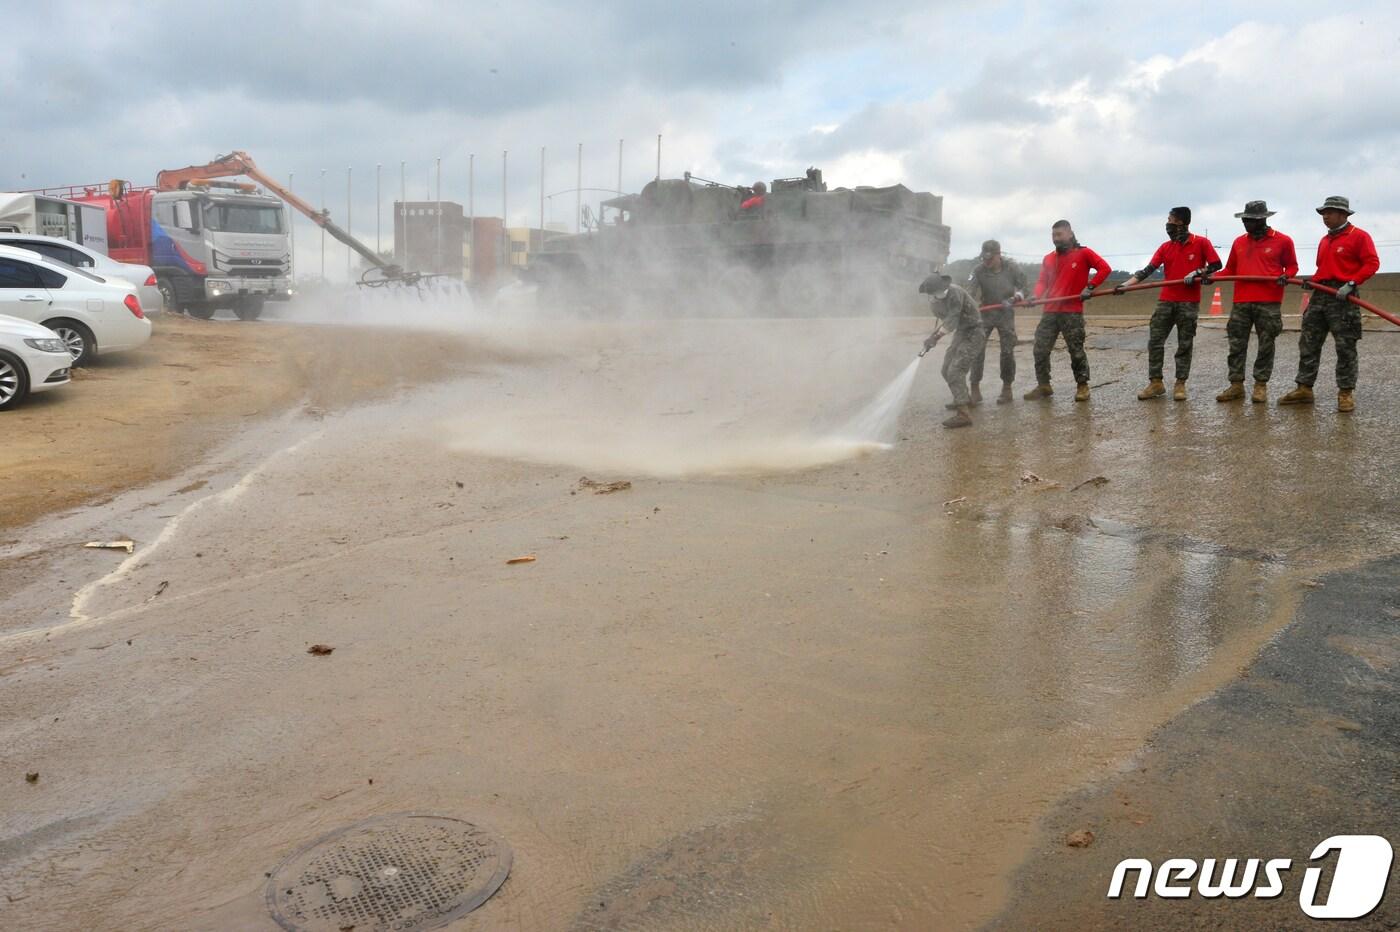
[202,203,284,234]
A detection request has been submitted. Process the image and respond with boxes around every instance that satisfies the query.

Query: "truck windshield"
[202,204,284,234]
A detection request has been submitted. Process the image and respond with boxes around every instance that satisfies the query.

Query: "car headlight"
[207,278,231,289]
[24,337,69,354]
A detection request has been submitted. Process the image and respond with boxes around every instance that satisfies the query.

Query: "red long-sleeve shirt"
[1222,229,1298,303]
[1314,223,1380,285]
[1147,234,1221,301]
[1034,245,1111,313]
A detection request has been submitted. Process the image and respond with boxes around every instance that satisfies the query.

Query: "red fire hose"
[977,275,1400,328]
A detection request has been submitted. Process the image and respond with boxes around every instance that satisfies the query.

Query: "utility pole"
[435,156,442,275]
[346,166,352,281]
[319,168,326,279]
[468,153,475,283]
[502,150,508,276]
[288,172,295,283]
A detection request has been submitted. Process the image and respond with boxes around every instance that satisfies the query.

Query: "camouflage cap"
[1233,200,1276,219]
[918,271,952,294]
[1316,195,1354,215]
[980,239,1001,255]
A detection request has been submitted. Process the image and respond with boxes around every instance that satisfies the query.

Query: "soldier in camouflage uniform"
[965,239,1027,405]
[1113,207,1221,401]
[1214,200,1298,404]
[1280,196,1381,413]
[919,272,987,429]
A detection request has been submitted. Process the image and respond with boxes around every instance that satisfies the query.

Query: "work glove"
[1275,274,1290,287]
[1111,283,1126,295]
[1001,299,1015,310]
[1013,291,1025,303]
[1079,286,1095,301]
[923,332,944,352]
[1336,281,1357,299]
[1182,271,1198,286]
[1298,277,1314,291]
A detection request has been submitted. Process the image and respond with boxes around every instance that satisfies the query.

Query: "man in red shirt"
[1024,220,1111,402]
[1213,200,1299,404]
[1114,206,1221,401]
[740,181,766,211]
[1280,196,1381,412]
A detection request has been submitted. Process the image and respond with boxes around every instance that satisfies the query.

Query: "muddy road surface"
[2,310,1398,929]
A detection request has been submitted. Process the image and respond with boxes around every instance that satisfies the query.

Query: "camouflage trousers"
[1296,287,1362,390]
[1032,313,1089,386]
[970,307,1017,385]
[1226,301,1283,383]
[942,326,988,407]
[1147,300,1199,381]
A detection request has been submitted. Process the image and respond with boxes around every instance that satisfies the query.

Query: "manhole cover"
[266,813,511,931]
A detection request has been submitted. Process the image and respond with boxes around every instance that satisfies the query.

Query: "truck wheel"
[157,276,181,314]
[43,319,97,366]
[234,297,265,321]
[0,351,30,411]
[186,305,217,320]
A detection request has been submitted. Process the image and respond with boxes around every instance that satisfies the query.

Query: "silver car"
[0,233,164,315]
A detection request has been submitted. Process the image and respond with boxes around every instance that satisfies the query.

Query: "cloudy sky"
[4,0,1397,279]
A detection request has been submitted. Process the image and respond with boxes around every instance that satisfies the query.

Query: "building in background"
[395,204,566,286]
[505,223,568,270]
[394,201,465,278]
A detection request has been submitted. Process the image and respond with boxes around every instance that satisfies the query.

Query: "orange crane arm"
[156,151,399,276]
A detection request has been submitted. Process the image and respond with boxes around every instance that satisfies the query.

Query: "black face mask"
[1165,223,1188,243]
[1242,218,1267,238]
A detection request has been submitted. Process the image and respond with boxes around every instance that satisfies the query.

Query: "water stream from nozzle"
[834,356,923,446]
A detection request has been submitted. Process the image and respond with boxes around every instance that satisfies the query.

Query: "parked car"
[0,232,163,314]
[0,244,151,365]
[0,313,72,410]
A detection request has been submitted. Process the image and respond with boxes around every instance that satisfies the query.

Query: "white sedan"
[0,244,151,365]
[0,232,164,314]
[0,313,72,410]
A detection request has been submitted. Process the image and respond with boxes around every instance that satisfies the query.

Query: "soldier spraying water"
[919,272,986,429]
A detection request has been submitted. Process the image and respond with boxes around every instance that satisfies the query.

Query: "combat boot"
[1173,380,1187,401]
[1278,384,1314,406]
[997,382,1014,405]
[1024,384,1053,400]
[969,384,983,406]
[1137,379,1165,400]
[942,407,973,429]
[1338,389,1355,413]
[1215,381,1245,402]
[1074,383,1090,402]
[1251,382,1267,404]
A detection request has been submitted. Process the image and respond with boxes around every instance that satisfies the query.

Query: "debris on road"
[506,555,537,565]
[84,540,135,554]
[942,496,967,507]
[145,581,169,603]
[307,644,335,656]
[1071,476,1110,492]
[1065,829,1095,848]
[578,476,632,494]
[25,772,39,784]
[1019,472,1044,485]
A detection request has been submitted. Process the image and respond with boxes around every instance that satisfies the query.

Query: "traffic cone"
[1208,286,1223,316]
